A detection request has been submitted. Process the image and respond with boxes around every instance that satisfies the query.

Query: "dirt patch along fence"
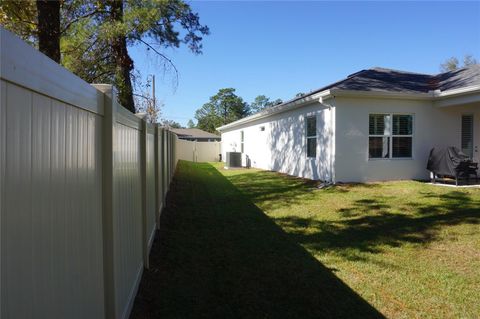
[176,138,221,162]
[0,28,178,319]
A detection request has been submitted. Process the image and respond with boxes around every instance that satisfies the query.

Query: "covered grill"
[427,147,478,185]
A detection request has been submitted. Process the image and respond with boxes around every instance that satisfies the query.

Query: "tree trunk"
[108,0,135,113]
[36,0,61,63]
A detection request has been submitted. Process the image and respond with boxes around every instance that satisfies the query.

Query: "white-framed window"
[369,114,413,159]
[306,116,317,158]
[240,130,244,153]
[461,114,474,158]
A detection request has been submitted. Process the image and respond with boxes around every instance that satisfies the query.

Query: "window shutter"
[461,115,474,158]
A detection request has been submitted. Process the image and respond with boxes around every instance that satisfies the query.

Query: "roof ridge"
[370,66,434,76]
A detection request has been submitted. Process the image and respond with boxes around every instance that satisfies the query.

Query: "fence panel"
[176,139,221,162]
[0,27,180,319]
[113,117,143,319]
[144,125,156,266]
[155,127,165,225]
[1,77,104,318]
[196,141,221,162]
[163,130,169,194]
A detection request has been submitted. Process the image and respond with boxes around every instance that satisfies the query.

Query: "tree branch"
[61,9,105,33]
[137,38,179,85]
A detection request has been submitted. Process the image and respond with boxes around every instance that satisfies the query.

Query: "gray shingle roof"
[436,64,480,91]
[290,64,480,103]
[324,64,480,94]
[170,128,220,139]
[218,65,480,131]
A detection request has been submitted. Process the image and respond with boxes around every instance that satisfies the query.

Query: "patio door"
[461,114,474,158]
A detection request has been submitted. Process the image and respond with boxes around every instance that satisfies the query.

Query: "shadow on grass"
[275,189,480,260]
[131,161,384,319]
[225,169,381,212]
[224,168,480,260]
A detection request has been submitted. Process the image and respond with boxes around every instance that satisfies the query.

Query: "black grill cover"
[427,147,475,177]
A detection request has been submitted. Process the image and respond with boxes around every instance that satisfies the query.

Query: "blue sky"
[129,1,480,126]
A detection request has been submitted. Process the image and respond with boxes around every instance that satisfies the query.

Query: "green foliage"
[162,119,183,128]
[463,54,478,67]
[250,95,282,114]
[1,0,209,113]
[0,0,37,45]
[194,88,249,133]
[187,119,196,128]
[440,54,478,72]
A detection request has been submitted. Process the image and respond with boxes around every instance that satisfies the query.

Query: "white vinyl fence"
[0,28,178,319]
[176,139,221,162]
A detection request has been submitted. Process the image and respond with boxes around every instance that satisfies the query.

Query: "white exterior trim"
[218,85,480,132]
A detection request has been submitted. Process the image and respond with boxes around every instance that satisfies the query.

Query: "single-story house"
[170,128,221,142]
[217,65,480,182]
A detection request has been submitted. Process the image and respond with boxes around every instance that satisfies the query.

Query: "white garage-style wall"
[220,101,335,181]
[333,96,480,182]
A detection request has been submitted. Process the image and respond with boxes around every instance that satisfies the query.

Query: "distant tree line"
[440,54,477,72]
[188,88,283,133]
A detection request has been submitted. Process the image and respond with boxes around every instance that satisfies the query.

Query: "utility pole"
[152,74,156,109]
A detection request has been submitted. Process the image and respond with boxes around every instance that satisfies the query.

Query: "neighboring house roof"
[218,65,480,131]
[170,128,220,139]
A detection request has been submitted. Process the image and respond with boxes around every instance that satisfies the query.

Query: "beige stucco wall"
[221,101,335,181]
[334,96,480,182]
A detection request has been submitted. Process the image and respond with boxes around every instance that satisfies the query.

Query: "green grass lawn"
[131,161,479,319]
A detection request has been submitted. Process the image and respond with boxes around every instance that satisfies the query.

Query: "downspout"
[319,95,336,184]
[330,96,336,184]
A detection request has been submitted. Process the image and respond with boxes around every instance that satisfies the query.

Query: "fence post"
[154,125,162,229]
[164,129,168,197]
[167,131,171,185]
[140,119,149,269]
[92,84,116,319]
[154,125,158,229]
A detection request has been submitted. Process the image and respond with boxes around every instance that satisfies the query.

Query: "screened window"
[369,114,413,159]
[240,130,244,153]
[306,116,317,158]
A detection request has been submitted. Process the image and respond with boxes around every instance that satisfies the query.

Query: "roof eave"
[433,84,480,99]
[329,89,433,100]
[217,90,331,132]
[216,85,480,132]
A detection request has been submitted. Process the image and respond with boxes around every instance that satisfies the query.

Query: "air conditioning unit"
[225,152,242,168]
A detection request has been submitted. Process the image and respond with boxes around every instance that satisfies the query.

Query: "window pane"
[369,114,391,135]
[240,131,244,142]
[307,137,316,157]
[369,137,390,158]
[392,137,412,158]
[392,115,412,135]
[306,116,316,137]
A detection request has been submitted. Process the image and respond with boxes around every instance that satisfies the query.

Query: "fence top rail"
[0,27,104,115]
[146,123,156,135]
[116,101,143,130]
